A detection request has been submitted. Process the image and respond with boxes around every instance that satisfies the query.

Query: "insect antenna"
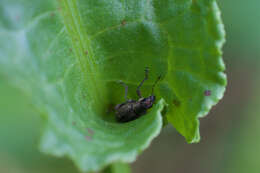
[136,67,149,98]
[151,75,161,95]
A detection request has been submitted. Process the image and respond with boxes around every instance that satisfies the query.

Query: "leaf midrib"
[59,0,102,105]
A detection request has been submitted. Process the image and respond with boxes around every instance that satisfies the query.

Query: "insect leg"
[151,75,161,95]
[136,67,149,98]
[119,81,128,101]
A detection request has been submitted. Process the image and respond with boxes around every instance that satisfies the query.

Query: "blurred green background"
[1,0,259,172]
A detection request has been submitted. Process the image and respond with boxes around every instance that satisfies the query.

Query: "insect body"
[115,68,161,122]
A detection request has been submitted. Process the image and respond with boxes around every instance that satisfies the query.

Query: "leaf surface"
[0,0,226,171]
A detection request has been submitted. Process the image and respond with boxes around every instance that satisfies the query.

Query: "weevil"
[115,67,161,123]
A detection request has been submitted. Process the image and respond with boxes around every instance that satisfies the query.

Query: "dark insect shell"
[115,67,160,122]
[115,96,155,123]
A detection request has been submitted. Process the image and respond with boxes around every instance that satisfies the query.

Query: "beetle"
[115,67,161,122]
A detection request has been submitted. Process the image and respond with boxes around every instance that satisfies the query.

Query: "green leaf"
[0,0,226,171]
[0,76,80,173]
